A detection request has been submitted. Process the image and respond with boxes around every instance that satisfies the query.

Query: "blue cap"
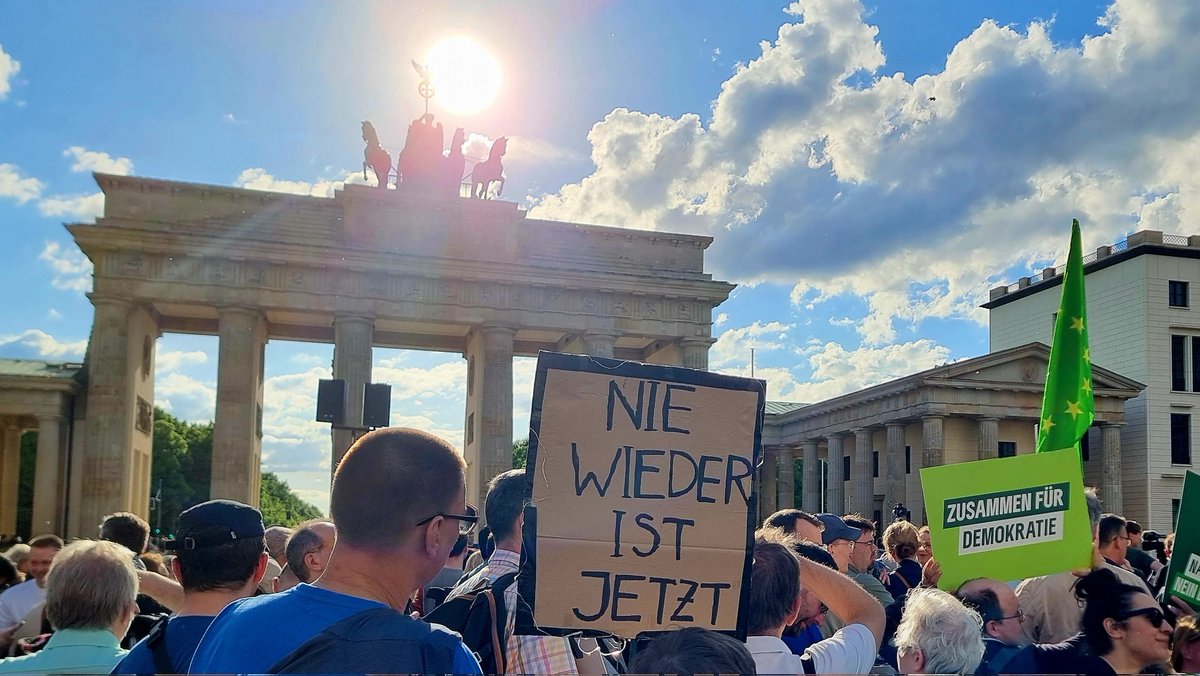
[816,513,861,545]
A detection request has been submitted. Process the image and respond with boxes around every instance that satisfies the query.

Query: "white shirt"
[746,624,876,675]
[0,580,45,628]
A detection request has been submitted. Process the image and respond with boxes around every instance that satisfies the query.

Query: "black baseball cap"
[164,499,265,551]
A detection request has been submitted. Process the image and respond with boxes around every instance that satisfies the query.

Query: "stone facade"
[50,174,732,538]
[759,343,1143,527]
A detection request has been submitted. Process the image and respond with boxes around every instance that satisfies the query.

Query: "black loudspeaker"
[316,379,346,424]
[362,383,392,428]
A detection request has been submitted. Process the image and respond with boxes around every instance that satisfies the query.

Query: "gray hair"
[894,587,985,675]
[45,540,137,631]
[1085,487,1102,533]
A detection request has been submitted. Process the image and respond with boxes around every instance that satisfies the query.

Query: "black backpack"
[423,571,518,674]
[268,607,462,674]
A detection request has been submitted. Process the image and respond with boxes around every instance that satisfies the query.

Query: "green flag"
[1037,219,1094,454]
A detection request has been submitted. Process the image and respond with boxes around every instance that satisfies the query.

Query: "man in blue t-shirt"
[188,428,481,674]
[112,499,269,675]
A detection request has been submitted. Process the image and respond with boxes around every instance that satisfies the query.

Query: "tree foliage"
[10,408,321,539]
[512,437,528,469]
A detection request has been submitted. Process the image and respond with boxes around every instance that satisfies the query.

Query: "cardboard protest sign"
[520,351,764,639]
[1164,471,1200,607]
[920,448,1092,590]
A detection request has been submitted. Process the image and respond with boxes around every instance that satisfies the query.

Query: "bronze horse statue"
[361,121,391,189]
[470,136,506,199]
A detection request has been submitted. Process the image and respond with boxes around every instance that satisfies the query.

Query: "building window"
[1171,413,1191,465]
[905,446,911,474]
[1192,339,1200,393]
[1173,335,1188,391]
[843,455,851,482]
[872,451,879,477]
[1170,280,1189,308]
[998,441,1017,458]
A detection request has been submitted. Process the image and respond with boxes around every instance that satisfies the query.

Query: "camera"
[892,503,911,523]
[1141,530,1168,565]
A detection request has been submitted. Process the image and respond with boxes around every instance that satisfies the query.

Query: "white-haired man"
[894,587,985,675]
[0,540,139,674]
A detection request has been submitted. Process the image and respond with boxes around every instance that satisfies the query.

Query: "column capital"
[885,421,906,430]
[921,414,945,422]
[1100,421,1126,428]
[825,431,848,441]
[978,416,1000,422]
[333,313,375,327]
[478,324,519,336]
[217,306,264,320]
[679,337,716,348]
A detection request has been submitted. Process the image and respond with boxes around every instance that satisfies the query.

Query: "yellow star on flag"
[1082,347,1090,363]
[1065,400,1083,419]
[1082,378,1092,393]
[1041,416,1056,432]
[1070,317,1085,333]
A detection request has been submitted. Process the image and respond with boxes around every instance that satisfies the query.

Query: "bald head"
[956,578,1026,647]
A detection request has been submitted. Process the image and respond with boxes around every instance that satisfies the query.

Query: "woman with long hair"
[1074,567,1171,674]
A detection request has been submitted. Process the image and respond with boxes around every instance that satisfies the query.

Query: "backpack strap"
[800,654,816,675]
[143,615,174,675]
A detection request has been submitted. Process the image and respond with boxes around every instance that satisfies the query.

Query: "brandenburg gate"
[60,173,733,537]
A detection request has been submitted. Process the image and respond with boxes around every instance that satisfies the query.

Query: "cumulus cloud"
[0,44,18,100]
[155,373,217,422]
[37,192,105,220]
[710,320,796,369]
[0,329,87,360]
[39,241,93,292]
[529,0,1200,343]
[155,347,208,374]
[0,163,43,204]
[62,146,134,175]
[234,168,368,197]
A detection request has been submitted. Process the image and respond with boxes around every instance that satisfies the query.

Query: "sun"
[425,36,503,116]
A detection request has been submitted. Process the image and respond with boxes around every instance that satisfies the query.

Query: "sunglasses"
[416,504,479,536]
[1116,606,1166,627]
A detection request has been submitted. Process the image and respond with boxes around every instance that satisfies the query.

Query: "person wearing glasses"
[955,578,1028,674]
[1074,567,1171,674]
[444,469,582,674]
[1097,513,1134,571]
[841,515,895,607]
[189,428,482,674]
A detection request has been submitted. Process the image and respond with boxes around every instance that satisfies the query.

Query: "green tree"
[512,437,528,469]
[258,472,323,526]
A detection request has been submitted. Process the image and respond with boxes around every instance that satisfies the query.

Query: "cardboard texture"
[1164,471,1200,607]
[919,448,1092,590]
[522,352,764,639]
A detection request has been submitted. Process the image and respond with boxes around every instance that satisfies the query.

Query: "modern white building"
[985,229,1200,531]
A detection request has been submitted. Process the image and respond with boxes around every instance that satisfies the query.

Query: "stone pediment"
[929,342,1144,393]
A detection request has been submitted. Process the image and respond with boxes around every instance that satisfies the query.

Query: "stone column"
[762,448,778,518]
[332,314,374,472]
[851,428,873,517]
[582,332,617,359]
[826,434,846,514]
[777,445,796,510]
[1101,423,1124,515]
[464,326,515,511]
[917,416,945,525]
[0,422,20,536]
[80,295,134,532]
[212,308,267,505]
[801,441,819,513]
[884,423,906,518]
[978,417,999,460]
[30,416,66,535]
[680,338,714,371]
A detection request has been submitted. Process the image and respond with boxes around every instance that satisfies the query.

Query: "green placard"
[920,449,1092,590]
[1164,471,1200,607]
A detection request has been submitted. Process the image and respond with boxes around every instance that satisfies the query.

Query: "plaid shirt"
[450,548,578,675]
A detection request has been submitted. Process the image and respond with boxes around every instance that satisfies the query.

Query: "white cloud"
[155,346,208,374]
[715,312,729,326]
[62,146,134,175]
[38,192,105,219]
[155,373,217,422]
[46,309,62,321]
[0,329,86,360]
[0,163,43,204]
[38,241,93,292]
[529,0,1200,342]
[234,168,368,197]
[0,44,19,100]
[710,320,796,368]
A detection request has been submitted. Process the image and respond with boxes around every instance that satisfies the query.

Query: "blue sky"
[3,0,1193,513]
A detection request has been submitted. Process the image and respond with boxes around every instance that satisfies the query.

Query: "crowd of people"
[0,426,1194,674]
